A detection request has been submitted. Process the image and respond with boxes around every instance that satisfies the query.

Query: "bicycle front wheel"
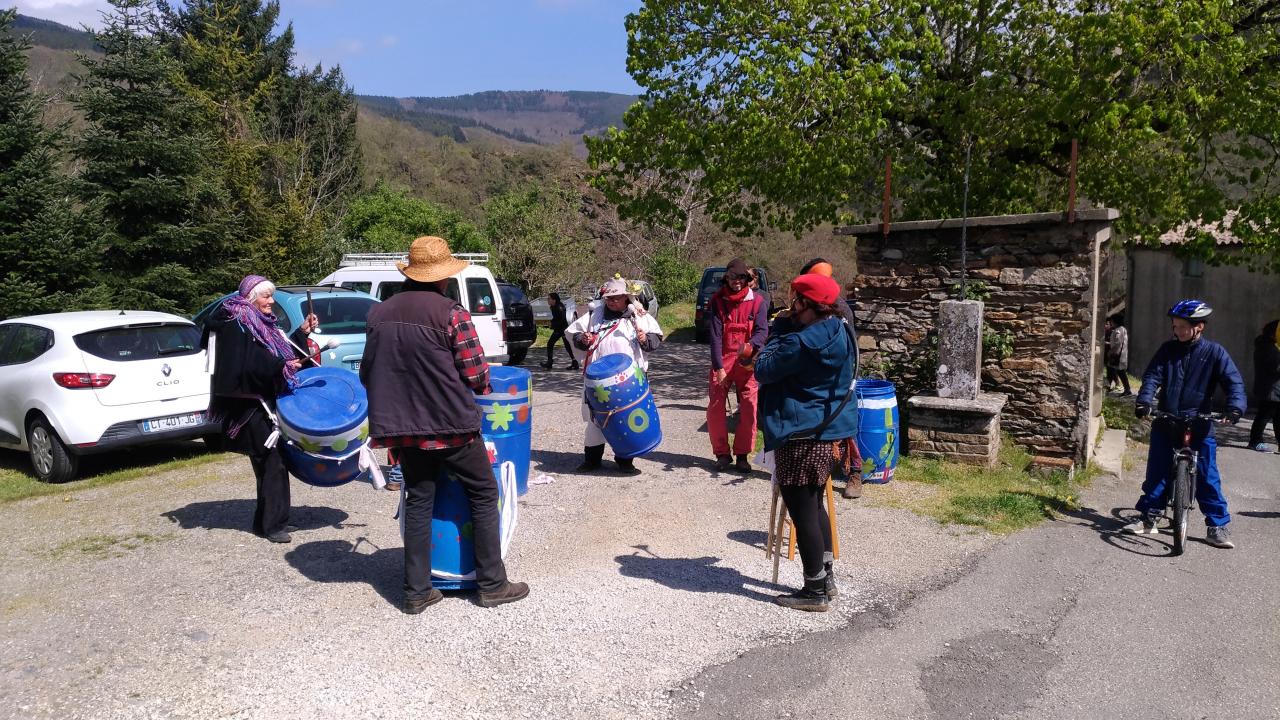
[1171,456,1192,556]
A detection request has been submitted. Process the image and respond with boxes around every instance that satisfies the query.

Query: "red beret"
[791,273,840,305]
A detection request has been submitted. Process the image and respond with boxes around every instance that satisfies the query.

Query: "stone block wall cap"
[836,209,1120,236]
[907,392,1009,414]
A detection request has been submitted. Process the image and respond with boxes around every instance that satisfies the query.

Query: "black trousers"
[779,484,833,579]
[1250,399,1280,446]
[248,445,291,536]
[545,328,574,365]
[1106,366,1131,393]
[400,440,508,598]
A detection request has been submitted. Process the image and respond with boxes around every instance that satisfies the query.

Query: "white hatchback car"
[0,311,215,483]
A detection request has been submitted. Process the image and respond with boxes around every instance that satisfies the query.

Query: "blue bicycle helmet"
[1168,299,1213,320]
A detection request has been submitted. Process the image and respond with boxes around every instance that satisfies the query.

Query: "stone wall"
[838,210,1117,464]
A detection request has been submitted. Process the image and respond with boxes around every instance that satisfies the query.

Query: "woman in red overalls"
[707,258,770,472]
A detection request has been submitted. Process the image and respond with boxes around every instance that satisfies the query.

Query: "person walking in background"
[755,273,859,611]
[541,292,578,370]
[1126,300,1246,549]
[706,258,769,473]
[1249,318,1280,452]
[361,235,528,613]
[201,275,316,544]
[567,277,664,474]
[1105,315,1132,396]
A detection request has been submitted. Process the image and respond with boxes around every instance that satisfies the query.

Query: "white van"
[318,253,509,364]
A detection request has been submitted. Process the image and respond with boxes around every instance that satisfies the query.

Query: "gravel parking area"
[0,342,996,720]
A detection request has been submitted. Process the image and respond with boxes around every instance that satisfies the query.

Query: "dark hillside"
[8,14,97,52]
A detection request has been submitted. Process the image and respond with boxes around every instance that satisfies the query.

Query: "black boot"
[775,574,829,612]
[615,456,642,476]
[824,561,838,599]
[575,444,605,472]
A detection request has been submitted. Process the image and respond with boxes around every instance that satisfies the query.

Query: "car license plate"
[350,360,361,372]
[507,320,524,327]
[142,412,204,433]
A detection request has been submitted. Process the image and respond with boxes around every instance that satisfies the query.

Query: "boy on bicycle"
[1124,300,1246,548]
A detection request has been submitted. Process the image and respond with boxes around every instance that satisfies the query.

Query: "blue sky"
[11,0,645,96]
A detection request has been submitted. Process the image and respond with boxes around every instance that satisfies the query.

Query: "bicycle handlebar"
[1149,410,1226,423]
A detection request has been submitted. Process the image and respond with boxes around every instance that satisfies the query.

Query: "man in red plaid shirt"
[360,236,529,614]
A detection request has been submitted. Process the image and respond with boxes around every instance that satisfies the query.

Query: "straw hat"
[396,236,469,283]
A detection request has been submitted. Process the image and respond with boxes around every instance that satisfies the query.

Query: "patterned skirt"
[775,439,835,486]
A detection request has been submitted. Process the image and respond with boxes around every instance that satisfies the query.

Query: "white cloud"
[379,34,397,49]
[12,0,112,29]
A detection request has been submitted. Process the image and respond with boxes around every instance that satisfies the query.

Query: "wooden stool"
[766,476,839,584]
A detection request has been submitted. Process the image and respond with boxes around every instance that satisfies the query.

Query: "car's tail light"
[695,309,704,326]
[501,319,508,341]
[53,372,115,389]
[306,338,322,366]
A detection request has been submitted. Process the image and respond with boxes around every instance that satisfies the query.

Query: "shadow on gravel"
[726,529,769,551]
[162,501,350,535]
[615,548,787,602]
[1239,511,1280,519]
[284,539,400,606]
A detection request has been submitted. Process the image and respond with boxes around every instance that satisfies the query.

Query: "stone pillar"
[936,299,983,400]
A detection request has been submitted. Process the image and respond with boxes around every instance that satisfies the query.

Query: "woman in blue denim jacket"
[755,273,858,611]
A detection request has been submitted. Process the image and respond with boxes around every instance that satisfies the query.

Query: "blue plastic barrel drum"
[855,379,899,484]
[428,366,530,590]
[583,352,662,459]
[276,367,371,487]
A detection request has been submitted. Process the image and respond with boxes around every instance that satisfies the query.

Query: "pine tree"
[0,9,105,319]
[73,0,237,313]
[160,0,360,284]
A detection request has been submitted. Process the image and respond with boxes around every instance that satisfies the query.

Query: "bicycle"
[1146,410,1224,555]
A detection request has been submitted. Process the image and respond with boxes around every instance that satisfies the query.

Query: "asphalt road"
[681,431,1280,720]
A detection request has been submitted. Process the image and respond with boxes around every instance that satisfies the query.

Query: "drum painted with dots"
[584,352,662,459]
[276,366,370,487]
[475,366,532,495]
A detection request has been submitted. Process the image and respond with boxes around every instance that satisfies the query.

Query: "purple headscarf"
[221,274,298,385]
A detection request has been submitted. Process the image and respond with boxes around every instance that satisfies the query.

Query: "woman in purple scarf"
[202,275,317,543]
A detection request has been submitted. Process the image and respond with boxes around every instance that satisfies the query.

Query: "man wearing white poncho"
[566,278,664,474]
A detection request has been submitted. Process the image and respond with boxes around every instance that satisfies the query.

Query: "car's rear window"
[75,323,202,361]
[310,296,377,335]
[498,284,527,306]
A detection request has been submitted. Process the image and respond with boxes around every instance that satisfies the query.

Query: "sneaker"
[1121,514,1158,535]
[824,562,839,599]
[540,361,552,369]
[1205,525,1235,549]
[265,530,292,543]
[384,480,402,492]
[735,455,752,473]
[713,455,732,472]
[478,581,530,608]
[402,588,444,615]
[1251,443,1274,453]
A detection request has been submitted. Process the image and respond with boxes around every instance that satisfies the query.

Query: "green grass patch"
[662,301,697,342]
[876,441,1089,534]
[1102,393,1150,441]
[0,443,227,504]
[42,531,173,560]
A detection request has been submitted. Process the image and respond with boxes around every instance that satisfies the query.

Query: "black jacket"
[361,286,485,438]
[550,301,569,331]
[202,304,308,400]
[1254,321,1280,403]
